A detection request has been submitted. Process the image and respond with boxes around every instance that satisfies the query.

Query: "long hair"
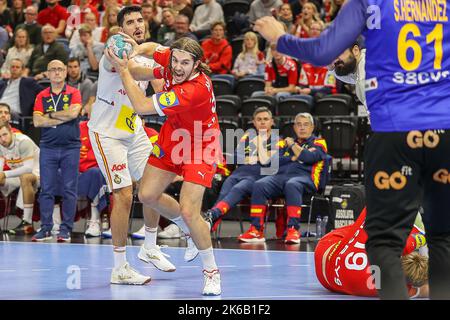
[238,31,260,61]
[170,37,211,76]
[14,28,31,50]
[401,252,429,287]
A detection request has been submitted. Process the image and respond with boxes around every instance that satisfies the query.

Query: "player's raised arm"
[254,0,368,66]
[120,32,161,59]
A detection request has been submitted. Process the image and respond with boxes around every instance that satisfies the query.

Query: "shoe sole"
[184,250,199,262]
[32,236,53,242]
[202,291,221,296]
[111,278,151,285]
[138,252,176,272]
[238,238,266,243]
[85,234,101,238]
[57,237,71,243]
[285,239,301,244]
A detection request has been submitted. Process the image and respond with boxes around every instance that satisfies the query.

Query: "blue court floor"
[0,241,370,300]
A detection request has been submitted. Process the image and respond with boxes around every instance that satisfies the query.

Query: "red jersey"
[79,121,98,173]
[314,208,426,297]
[299,63,336,91]
[265,57,298,87]
[37,4,69,35]
[151,47,221,166]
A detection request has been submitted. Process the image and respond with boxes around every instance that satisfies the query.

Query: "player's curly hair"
[170,37,211,76]
[401,251,428,287]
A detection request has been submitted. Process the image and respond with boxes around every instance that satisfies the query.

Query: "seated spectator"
[1,28,34,79]
[296,22,336,102]
[0,0,11,33]
[292,2,324,38]
[69,12,104,49]
[141,2,159,42]
[66,57,97,112]
[14,5,42,46]
[205,107,286,231]
[231,31,265,80]
[172,0,193,22]
[202,21,232,75]
[253,43,297,101]
[9,0,26,30]
[248,0,283,23]
[0,59,44,120]
[189,0,223,39]
[100,5,119,43]
[164,13,197,45]
[70,24,104,75]
[27,25,69,78]
[277,3,294,31]
[79,0,101,24]
[0,120,40,235]
[324,0,346,23]
[156,8,176,44]
[290,0,322,20]
[37,0,69,37]
[238,113,328,244]
[0,103,22,131]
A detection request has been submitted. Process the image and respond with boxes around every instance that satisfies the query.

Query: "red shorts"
[148,154,216,188]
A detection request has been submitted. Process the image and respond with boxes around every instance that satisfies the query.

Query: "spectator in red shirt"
[37,0,69,36]
[201,21,232,75]
[291,2,323,39]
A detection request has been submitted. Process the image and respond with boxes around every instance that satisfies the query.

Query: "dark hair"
[117,5,143,27]
[68,57,81,66]
[211,20,226,31]
[253,106,272,119]
[0,103,11,113]
[170,37,211,75]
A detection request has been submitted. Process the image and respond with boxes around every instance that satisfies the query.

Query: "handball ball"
[107,34,133,59]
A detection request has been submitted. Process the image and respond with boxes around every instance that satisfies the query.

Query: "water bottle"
[316,216,322,239]
[322,216,329,236]
[102,213,109,231]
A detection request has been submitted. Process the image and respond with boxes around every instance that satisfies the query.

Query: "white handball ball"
[107,34,133,59]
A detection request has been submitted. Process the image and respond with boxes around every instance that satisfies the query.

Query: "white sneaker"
[102,228,112,238]
[110,262,151,285]
[85,220,101,237]
[158,224,182,239]
[184,236,199,262]
[51,223,60,235]
[138,245,176,272]
[202,269,221,296]
[131,225,145,239]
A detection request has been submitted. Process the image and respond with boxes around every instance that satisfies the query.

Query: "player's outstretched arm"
[120,33,161,59]
[127,59,156,81]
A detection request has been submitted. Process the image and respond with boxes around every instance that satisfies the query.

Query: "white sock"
[171,216,190,235]
[199,247,218,272]
[52,205,61,225]
[113,246,127,269]
[144,226,158,250]
[90,205,100,222]
[23,205,33,224]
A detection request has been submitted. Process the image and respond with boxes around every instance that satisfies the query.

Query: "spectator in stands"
[165,13,197,45]
[295,22,336,102]
[172,0,193,22]
[202,21,232,75]
[70,24,103,75]
[66,57,97,112]
[0,120,40,236]
[9,0,26,30]
[189,0,223,39]
[69,12,104,49]
[28,25,69,78]
[100,6,119,43]
[32,59,82,242]
[79,0,101,24]
[277,3,294,31]
[0,0,11,31]
[156,7,176,44]
[290,0,322,20]
[0,59,44,120]
[1,28,34,78]
[325,0,346,23]
[292,2,323,38]
[205,107,285,231]
[248,0,283,23]
[239,112,328,244]
[37,0,69,36]
[144,0,163,25]
[15,5,42,46]
[254,43,297,101]
[0,103,21,130]
[231,31,265,80]
[142,2,159,42]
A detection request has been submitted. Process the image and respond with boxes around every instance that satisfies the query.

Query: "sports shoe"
[131,225,145,239]
[57,228,71,242]
[110,262,151,285]
[138,245,176,272]
[158,223,182,239]
[85,220,101,237]
[237,225,265,243]
[202,269,221,296]
[32,228,53,242]
[184,236,199,262]
[9,220,34,235]
[204,210,223,233]
[285,227,301,244]
[102,228,112,238]
[51,223,60,235]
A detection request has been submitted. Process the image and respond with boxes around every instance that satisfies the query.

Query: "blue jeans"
[39,147,80,231]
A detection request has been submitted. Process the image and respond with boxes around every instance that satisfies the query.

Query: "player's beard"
[334,55,357,76]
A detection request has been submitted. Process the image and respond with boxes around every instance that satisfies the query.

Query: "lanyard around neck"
[50,91,63,111]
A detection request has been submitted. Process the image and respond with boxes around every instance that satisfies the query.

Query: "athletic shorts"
[89,125,152,191]
[148,154,217,188]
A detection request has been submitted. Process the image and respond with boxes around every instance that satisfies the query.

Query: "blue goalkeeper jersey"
[276,0,450,132]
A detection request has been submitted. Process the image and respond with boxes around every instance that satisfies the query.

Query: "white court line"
[289,264,310,267]
[217,265,236,268]
[253,265,272,267]
[0,270,15,272]
[31,269,51,272]
[180,266,200,268]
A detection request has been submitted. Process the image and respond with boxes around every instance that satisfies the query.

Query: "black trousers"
[364,130,450,299]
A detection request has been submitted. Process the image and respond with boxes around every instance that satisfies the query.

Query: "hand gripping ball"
[107,34,133,59]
